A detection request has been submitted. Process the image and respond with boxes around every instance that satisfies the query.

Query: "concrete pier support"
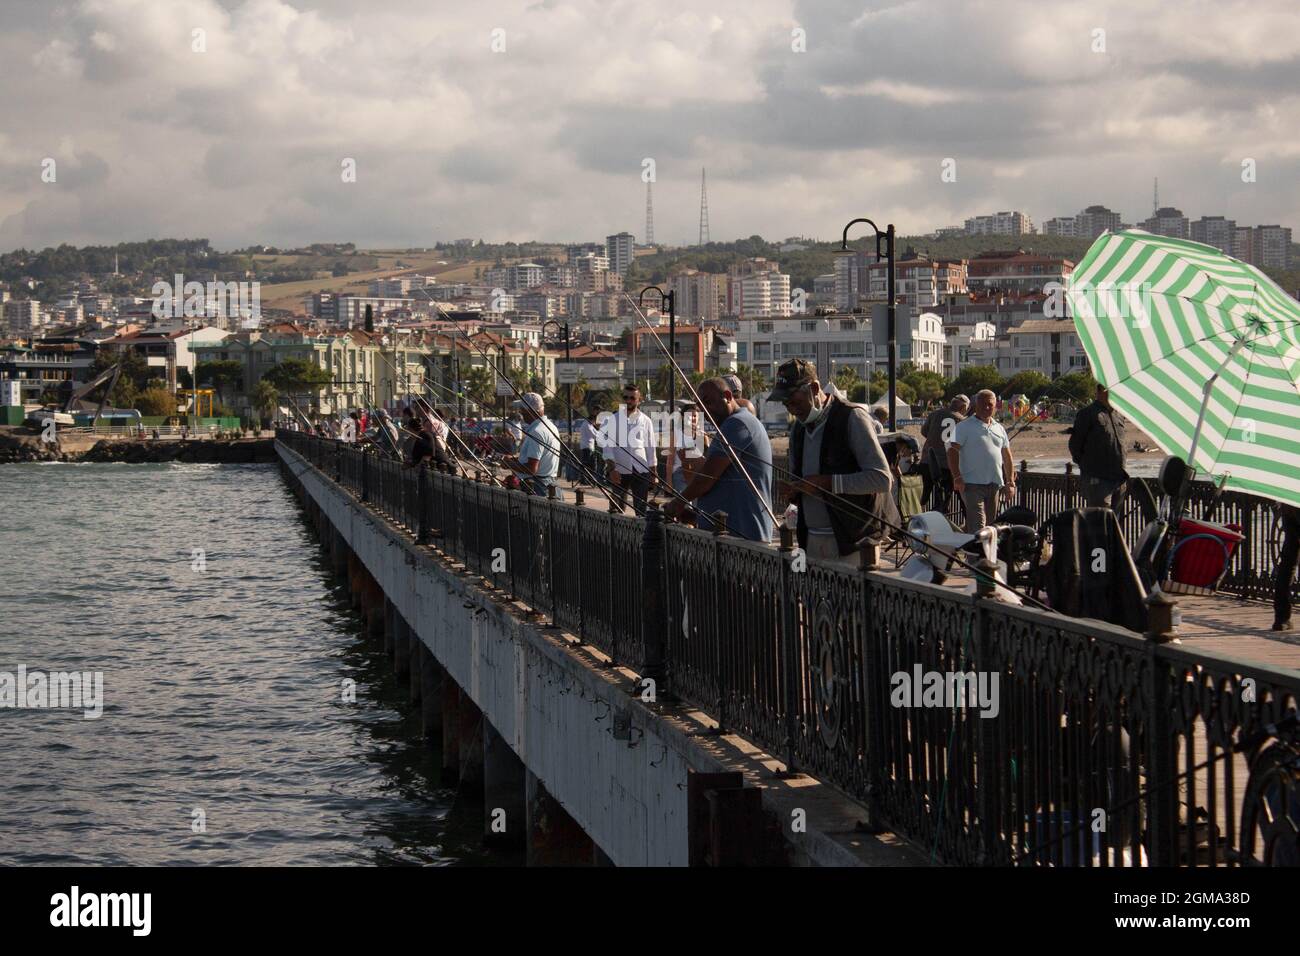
[458,693,485,799]
[331,528,348,579]
[483,720,526,849]
[391,603,410,680]
[408,630,421,702]
[526,771,593,866]
[418,646,443,742]
[441,682,460,786]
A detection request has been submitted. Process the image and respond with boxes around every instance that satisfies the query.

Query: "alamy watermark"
[151,273,261,326]
[0,665,103,719]
[890,664,999,718]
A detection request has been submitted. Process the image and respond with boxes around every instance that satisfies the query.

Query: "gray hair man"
[947,389,1015,533]
[921,394,969,513]
[769,358,896,566]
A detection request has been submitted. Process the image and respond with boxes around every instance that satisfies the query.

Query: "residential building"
[668,269,728,324]
[833,249,876,311]
[102,325,229,391]
[1254,225,1293,269]
[865,255,968,307]
[627,324,715,383]
[964,211,1034,236]
[1191,216,1236,255]
[3,299,41,336]
[605,233,635,275]
[0,338,99,404]
[730,270,791,319]
[1141,206,1190,239]
[941,321,998,379]
[966,251,1074,297]
[1041,217,1077,238]
[1001,318,1090,378]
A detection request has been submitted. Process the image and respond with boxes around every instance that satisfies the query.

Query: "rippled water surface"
[0,462,495,866]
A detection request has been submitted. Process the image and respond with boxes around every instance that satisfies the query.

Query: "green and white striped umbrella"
[1069,229,1300,506]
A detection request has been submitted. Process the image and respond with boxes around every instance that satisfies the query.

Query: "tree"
[196,360,244,404]
[463,366,496,412]
[946,365,1005,400]
[1000,370,1052,400]
[832,364,861,394]
[262,358,332,394]
[252,380,278,424]
[135,387,177,417]
[1052,370,1099,405]
[902,369,947,407]
[88,347,150,408]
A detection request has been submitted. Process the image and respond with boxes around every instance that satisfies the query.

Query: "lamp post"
[841,217,897,429]
[542,319,572,442]
[638,285,675,485]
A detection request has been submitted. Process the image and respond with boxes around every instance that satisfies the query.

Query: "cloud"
[0,0,1296,251]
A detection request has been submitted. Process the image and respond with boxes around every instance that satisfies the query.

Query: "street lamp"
[541,318,572,441]
[638,285,676,485]
[841,217,897,429]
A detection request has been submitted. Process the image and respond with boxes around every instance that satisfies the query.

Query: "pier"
[277,432,1300,867]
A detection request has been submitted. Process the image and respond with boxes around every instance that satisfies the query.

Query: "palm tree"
[252,380,278,427]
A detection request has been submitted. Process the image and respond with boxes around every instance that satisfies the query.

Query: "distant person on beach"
[1069,383,1128,510]
[949,389,1015,533]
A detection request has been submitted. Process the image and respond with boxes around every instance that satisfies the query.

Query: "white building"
[964,211,1034,236]
[731,270,792,319]
[941,321,998,378]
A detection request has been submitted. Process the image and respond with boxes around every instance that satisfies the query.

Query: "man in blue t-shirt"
[665,377,773,543]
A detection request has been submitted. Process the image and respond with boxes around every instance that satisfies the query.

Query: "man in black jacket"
[1069,384,1128,510]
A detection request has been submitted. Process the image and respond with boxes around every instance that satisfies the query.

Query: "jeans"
[1082,475,1126,511]
[525,475,563,500]
[961,483,1001,533]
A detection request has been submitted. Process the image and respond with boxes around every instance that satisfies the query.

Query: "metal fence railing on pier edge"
[278,431,1300,868]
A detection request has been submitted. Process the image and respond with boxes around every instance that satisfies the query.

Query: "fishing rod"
[620,293,781,531]
[429,306,687,521]
[365,335,506,485]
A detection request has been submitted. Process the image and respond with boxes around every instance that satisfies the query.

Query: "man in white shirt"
[601,384,657,513]
[672,402,705,494]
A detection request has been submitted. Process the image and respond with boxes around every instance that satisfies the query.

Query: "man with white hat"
[504,391,562,498]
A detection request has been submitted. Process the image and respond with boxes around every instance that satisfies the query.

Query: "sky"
[0,0,1297,252]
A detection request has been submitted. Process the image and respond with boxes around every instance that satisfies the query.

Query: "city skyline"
[1,0,1298,251]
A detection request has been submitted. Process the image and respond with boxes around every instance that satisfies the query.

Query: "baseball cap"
[766,358,818,403]
[721,373,743,397]
[511,392,545,416]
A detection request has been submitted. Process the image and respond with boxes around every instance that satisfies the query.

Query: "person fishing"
[501,392,562,498]
[769,359,895,566]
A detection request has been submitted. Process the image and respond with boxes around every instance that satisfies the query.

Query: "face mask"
[802,394,827,426]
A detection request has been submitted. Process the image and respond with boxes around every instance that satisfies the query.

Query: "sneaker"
[1272,620,1293,632]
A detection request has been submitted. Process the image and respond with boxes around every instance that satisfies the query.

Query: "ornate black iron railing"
[278,431,1300,867]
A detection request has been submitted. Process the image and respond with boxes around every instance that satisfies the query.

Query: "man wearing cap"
[601,384,657,513]
[504,392,562,498]
[922,394,969,513]
[722,373,755,414]
[772,358,896,566]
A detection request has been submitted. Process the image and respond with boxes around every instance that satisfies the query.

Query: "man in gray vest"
[770,358,896,566]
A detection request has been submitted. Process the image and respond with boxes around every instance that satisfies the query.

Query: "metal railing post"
[777,524,798,774]
[712,511,728,730]
[641,503,667,685]
[1144,589,1180,866]
[547,484,559,627]
[360,452,370,502]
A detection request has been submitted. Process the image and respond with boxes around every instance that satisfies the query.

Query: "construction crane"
[24,359,127,432]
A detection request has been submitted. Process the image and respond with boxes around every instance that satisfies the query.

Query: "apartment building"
[964,211,1034,236]
[966,252,1074,297]
[730,270,791,319]
[864,255,968,307]
[605,233,635,275]
[1141,207,1190,239]
[1191,216,1236,255]
[668,269,728,323]
[833,248,876,311]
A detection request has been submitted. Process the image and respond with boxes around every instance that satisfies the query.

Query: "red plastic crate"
[1170,518,1244,588]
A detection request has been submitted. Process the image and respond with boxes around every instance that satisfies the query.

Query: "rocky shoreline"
[0,432,276,464]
